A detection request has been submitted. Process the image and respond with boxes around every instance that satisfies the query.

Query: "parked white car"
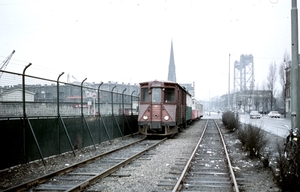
[268,111,281,118]
[250,111,261,119]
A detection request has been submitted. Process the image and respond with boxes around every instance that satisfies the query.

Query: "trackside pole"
[291,0,299,129]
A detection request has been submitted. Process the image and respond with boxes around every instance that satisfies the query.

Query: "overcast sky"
[0,0,293,100]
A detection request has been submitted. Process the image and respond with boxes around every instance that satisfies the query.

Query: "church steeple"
[168,41,176,82]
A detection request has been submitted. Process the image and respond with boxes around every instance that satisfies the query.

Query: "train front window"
[151,88,161,102]
[164,88,175,103]
[141,88,149,102]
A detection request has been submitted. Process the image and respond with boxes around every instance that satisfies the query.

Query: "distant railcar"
[192,97,203,120]
[138,80,197,136]
[186,91,193,124]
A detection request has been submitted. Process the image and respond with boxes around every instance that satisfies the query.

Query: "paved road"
[203,112,292,138]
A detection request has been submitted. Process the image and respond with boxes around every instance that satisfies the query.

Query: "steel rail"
[172,119,209,192]
[214,119,239,192]
[3,138,147,192]
[172,119,239,192]
[67,137,168,192]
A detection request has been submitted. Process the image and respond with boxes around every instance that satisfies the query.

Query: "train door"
[176,87,186,128]
[176,88,181,125]
[150,87,162,129]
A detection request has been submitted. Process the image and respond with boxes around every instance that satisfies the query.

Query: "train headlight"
[164,116,169,120]
[143,115,148,120]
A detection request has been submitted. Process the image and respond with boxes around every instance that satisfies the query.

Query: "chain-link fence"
[0,69,139,118]
[0,67,140,169]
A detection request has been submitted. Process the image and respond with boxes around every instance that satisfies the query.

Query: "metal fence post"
[131,90,135,116]
[81,78,87,116]
[122,88,126,116]
[22,63,46,166]
[80,78,96,149]
[111,86,123,139]
[80,78,87,147]
[22,63,31,120]
[98,82,103,116]
[111,86,117,116]
[122,88,132,136]
[57,72,64,154]
[57,72,76,156]
[57,72,64,116]
[22,63,31,164]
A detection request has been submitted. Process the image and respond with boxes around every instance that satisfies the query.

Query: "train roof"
[139,79,175,84]
[139,80,191,95]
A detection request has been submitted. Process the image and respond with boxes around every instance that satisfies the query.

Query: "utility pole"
[228,54,230,111]
[291,0,299,129]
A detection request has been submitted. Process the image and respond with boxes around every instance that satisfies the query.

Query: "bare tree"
[266,61,277,110]
[261,81,270,113]
[279,51,290,117]
[253,83,260,110]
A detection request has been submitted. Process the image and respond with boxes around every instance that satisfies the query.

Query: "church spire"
[168,41,176,82]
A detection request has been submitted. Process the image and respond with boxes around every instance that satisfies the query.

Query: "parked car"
[268,111,281,118]
[250,111,261,119]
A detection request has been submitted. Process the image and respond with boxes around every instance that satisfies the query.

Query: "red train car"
[138,80,188,136]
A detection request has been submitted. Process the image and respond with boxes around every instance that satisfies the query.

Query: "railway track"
[173,119,238,191]
[3,138,167,192]
[156,119,239,192]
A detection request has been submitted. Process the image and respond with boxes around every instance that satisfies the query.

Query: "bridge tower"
[234,54,254,92]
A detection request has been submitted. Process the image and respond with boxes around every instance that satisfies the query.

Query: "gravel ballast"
[0,118,282,191]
